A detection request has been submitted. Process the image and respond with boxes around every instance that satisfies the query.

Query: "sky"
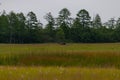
[0,0,120,24]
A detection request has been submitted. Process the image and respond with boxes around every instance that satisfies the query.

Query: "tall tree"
[92,14,102,29]
[71,18,82,42]
[0,11,9,43]
[26,11,38,29]
[71,9,91,42]
[57,8,71,41]
[8,11,19,43]
[104,18,116,29]
[116,18,120,28]
[114,18,120,41]
[77,9,91,28]
[44,12,55,42]
[26,11,41,43]
[16,12,26,43]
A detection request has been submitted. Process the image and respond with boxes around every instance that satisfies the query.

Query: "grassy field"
[0,43,120,79]
[0,43,120,67]
[1,66,120,80]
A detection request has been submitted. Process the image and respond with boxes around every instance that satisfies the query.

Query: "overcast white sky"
[0,0,120,24]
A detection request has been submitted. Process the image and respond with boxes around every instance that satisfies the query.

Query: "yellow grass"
[0,43,120,80]
[0,66,120,80]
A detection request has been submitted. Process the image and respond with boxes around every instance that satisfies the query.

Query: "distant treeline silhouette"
[0,8,120,43]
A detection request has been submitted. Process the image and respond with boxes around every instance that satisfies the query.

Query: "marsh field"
[1,43,120,80]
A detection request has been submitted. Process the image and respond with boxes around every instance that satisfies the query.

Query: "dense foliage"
[0,8,120,43]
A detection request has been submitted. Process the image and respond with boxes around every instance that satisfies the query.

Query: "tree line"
[0,8,120,43]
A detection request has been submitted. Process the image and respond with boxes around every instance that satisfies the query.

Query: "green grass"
[0,43,120,80]
[0,43,120,67]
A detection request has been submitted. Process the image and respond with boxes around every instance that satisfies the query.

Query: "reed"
[0,66,120,80]
[0,43,120,67]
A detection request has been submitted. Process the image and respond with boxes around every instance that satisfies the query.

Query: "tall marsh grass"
[0,66,120,80]
[0,43,120,67]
